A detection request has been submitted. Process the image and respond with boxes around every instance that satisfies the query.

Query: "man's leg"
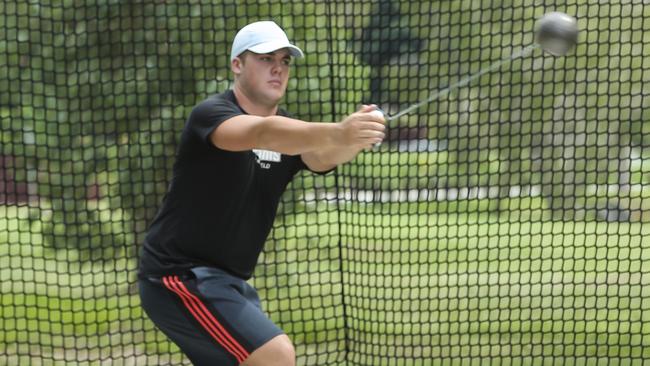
[241,334,295,366]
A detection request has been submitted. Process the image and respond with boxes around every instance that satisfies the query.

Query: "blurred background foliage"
[2,0,649,256]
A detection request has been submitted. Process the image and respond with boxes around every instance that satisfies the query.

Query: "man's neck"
[232,84,278,117]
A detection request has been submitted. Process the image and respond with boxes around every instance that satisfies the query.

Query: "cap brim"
[247,41,304,58]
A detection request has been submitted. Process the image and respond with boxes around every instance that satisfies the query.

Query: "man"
[138,21,385,365]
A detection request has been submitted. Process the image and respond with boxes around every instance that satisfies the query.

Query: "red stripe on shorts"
[162,275,250,363]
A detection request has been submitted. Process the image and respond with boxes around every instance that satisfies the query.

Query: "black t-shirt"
[139,90,313,279]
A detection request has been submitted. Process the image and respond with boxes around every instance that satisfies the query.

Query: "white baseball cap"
[230,21,304,62]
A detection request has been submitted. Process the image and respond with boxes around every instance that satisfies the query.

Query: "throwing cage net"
[2,1,649,365]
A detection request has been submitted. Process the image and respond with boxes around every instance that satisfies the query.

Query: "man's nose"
[271,61,283,74]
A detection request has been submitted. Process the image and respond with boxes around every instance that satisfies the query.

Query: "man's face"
[232,49,292,107]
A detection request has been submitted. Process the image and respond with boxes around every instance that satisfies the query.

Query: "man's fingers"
[363,129,385,138]
[358,104,377,113]
[358,131,385,146]
[359,120,386,131]
[363,109,385,123]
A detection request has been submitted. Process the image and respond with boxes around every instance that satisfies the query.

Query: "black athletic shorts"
[138,266,284,365]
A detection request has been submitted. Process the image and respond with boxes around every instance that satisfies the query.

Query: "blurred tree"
[353,0,423,106]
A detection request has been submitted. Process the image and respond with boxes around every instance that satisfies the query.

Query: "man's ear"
[231,57,243,75]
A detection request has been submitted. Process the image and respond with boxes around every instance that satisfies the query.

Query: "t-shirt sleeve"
[187,95,243,147]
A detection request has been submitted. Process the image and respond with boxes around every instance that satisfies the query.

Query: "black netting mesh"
[2,1,649,365]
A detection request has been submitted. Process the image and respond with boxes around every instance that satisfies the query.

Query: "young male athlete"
[138,21,385,365]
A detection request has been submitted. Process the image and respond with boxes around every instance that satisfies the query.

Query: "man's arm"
[210,107,385,160]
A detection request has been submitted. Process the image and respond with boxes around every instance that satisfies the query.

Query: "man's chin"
[264,91,285,105]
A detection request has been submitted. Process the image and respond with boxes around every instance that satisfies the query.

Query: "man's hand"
[300,105,386,172]
[335,105,386,150]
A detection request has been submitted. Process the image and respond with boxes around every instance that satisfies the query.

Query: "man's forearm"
[254,116,340,155]
[302,145,365,171]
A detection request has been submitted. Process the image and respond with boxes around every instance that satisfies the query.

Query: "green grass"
[2,203,650,365]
